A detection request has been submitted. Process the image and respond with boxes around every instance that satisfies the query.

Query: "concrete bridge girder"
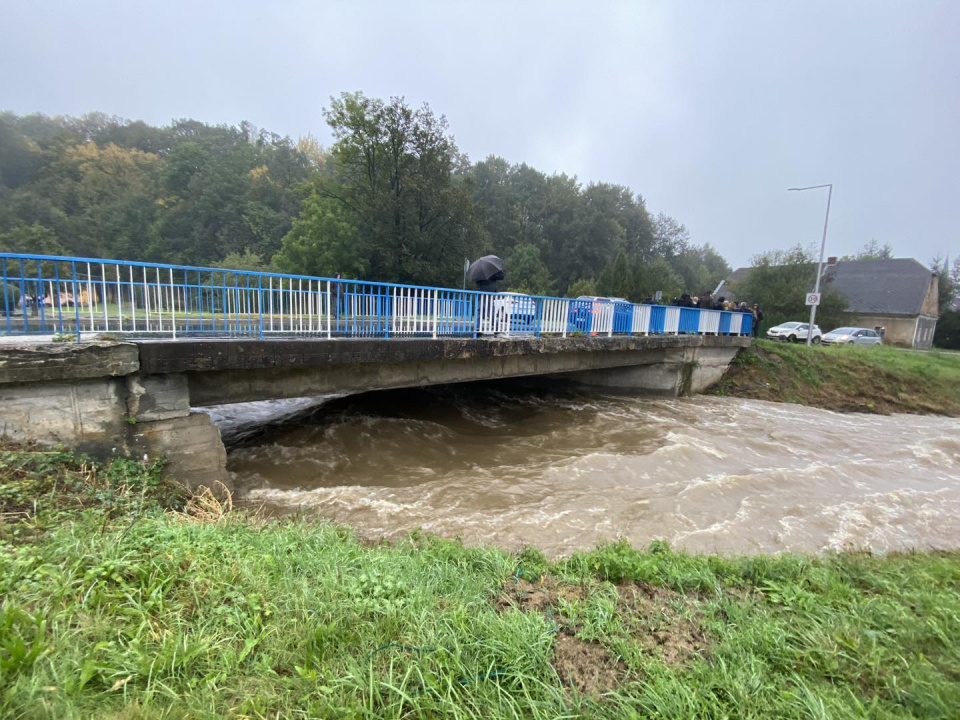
[0,336,749,491]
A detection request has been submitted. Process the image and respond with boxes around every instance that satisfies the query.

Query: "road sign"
[655,290,663,301]
[805,293,821,306]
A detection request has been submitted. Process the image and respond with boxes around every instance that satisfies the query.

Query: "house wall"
[921,275,940,316]
[914,316,938,348]
[844,314,918,346]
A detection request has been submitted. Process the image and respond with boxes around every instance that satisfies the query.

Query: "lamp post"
[788,183,833,346]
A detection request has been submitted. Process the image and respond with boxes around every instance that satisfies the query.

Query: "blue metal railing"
[0,253,753,341]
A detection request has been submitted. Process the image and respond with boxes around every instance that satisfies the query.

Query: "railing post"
[535,297,543,338]
[1,258,9,336]
[52,261,64,335]
[432,289,438,339]
[169,267,177,339]
[257,275,264,339]
[326,280,332,339]
[71,261,81,342]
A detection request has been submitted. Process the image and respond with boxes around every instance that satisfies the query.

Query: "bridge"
[0,253,752,490]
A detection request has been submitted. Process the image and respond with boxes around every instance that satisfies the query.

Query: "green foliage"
[274,190,365,278]
[505,243,551,295]
[716,340,960,414]
[566,277,596,298]
[932,256,958,315]
[840,239,894,261]
[933,310,960,349]
[733,245,847,332]
[275,93,484,286]
[0,111,316,266]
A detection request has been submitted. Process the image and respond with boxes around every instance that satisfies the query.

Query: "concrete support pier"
[0,335,748,489]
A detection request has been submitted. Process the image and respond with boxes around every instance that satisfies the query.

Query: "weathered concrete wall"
[0,342,230,492]
[558,346,740,395]
[0,377,129,455]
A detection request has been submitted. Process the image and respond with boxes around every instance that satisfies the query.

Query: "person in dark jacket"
[751,304,764,337]
[676,293,695,308]
[698,291,714,310]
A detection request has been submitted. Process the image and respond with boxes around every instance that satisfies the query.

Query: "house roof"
[717,258,935,316]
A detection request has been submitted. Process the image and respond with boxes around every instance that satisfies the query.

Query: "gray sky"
[2,0,958,269]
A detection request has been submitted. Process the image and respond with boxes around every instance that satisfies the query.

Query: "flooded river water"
[220,383,960,556]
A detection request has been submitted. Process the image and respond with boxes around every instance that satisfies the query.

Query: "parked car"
[494,292,536,321]
[569,295,616,326]
[766,321,823,343]
[821,327,883,346]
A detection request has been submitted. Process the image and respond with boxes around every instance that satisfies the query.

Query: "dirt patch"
[498,576,710,694]
[497,577,589,614]
[616,582,709,665]
[552,632,627,695]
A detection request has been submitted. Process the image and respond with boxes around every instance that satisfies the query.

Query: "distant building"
[715,257,940,348]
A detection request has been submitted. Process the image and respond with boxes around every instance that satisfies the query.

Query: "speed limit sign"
[805,293,821,306]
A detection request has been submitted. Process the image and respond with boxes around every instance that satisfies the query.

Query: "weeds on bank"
[2,448,960,718]
[716,340,960,415]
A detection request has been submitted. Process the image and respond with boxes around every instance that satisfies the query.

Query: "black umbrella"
[467,255,504,283]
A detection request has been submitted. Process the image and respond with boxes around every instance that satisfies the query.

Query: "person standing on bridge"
[751,304,763,337]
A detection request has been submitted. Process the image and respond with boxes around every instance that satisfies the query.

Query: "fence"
[0,253,753,341]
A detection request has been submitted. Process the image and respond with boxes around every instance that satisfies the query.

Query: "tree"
[733,245,847,332]
[212,249,276,274]
[282,92,483,286]
[841,239,894,261]
[933,310,960,349]
[931,256,958,314]
[274,191,365,278]
[505,243,551,295]
[567,278,596,298]
[597,250,634,299]
[0,112,311,267]
[635,256,683,303]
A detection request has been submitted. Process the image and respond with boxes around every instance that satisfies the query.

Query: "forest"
[0,92,730,301]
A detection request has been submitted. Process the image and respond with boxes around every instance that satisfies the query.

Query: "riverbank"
[713,339,960,415]
[3,447,959,718]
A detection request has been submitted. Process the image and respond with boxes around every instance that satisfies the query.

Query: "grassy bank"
[2,448,960,718]
[713,340,960,415]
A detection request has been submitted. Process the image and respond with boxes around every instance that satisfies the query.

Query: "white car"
[766,321,823,343]
[821,327,883,346]
[495,292,536,320]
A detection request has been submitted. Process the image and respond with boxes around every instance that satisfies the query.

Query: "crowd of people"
[638,291,764,338]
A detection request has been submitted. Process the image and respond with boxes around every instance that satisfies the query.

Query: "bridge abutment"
[555,345,741,395]
[0,342,231,493]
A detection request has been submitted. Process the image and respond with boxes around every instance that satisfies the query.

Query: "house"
[715,257,940,348]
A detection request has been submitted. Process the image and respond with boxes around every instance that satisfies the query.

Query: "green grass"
[2,448,960,718]
[716,340,960,415]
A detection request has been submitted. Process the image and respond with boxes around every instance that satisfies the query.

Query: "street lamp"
[788,183,833,346]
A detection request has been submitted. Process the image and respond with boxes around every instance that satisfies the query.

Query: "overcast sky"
[2,0,957,269]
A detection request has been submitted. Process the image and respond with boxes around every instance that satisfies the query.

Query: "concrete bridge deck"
[0,335,749,492]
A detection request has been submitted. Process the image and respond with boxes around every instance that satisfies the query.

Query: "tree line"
[0,93,730,301]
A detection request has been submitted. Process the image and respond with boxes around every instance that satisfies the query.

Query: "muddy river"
[214,383,960,556]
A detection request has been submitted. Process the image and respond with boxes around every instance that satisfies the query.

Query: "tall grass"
[717,340,960,415]
[2,448,960,718]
